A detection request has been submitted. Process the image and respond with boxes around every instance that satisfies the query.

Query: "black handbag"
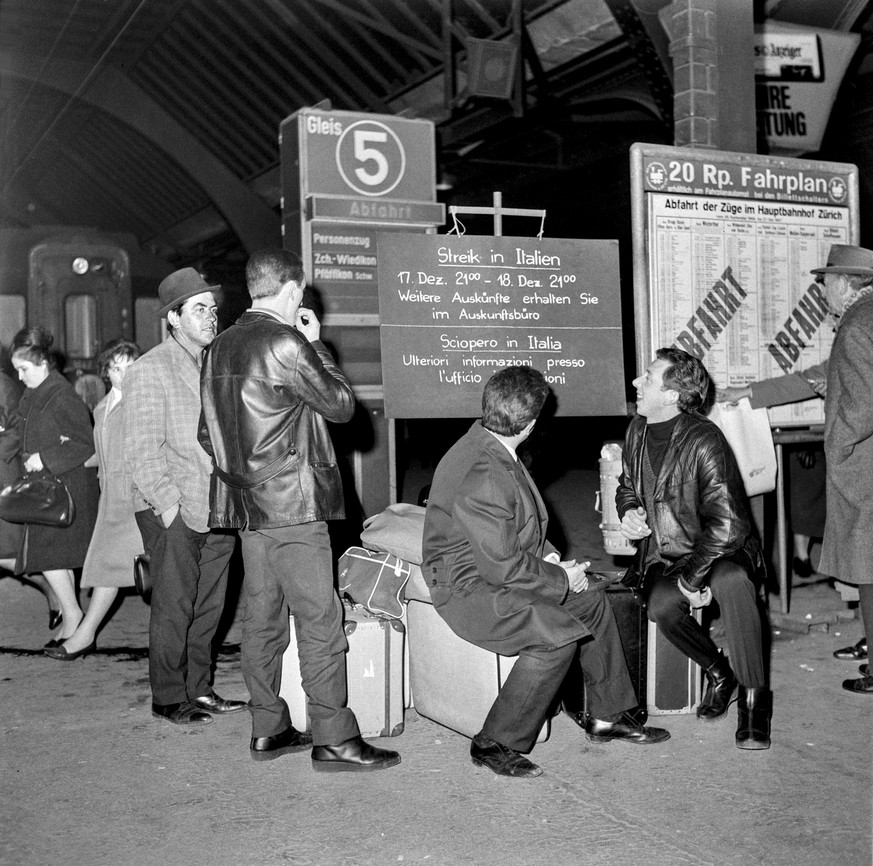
[0,472,76,527]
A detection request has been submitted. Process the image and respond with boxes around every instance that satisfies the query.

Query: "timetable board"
[630,143,859,426]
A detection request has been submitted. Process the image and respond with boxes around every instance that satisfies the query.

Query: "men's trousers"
[642,556,766,688]
[483,585,637,752]
[135,509,236,705]
[239,521,359,747]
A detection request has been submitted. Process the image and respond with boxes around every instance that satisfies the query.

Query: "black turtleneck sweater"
[646,412,682,476]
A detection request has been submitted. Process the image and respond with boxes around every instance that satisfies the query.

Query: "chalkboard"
[630,143,859,427]
[376,234,626,418]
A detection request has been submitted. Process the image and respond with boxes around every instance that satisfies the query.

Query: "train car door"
[28,240,132,372]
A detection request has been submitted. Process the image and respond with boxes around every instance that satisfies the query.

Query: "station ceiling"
[1,0,872,283]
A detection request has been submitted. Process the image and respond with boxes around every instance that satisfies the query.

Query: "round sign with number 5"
[336,120,406,197]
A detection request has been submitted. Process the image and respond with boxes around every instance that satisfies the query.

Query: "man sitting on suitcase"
[617,348,770,750]
[422,366,669,778]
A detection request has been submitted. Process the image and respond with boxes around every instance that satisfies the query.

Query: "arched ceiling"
[1,0,871,282]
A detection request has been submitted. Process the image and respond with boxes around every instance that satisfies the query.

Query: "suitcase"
[344,604,405,738]
[277,606,406,737]
[406,598,549,743]
[560,582,647,718]
[646,610,703,715]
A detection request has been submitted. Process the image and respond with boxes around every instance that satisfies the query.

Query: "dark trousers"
[641,558,766,688]
[483,586,637,752]
[239,521,359,746]
[135,509,236,705]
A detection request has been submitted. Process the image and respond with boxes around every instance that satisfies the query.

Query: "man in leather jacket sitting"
[617,347,771,750]
[199,248,399,772]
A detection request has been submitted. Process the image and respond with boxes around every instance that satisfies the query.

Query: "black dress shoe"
[584,711,671,744]
[250,726,313,761]
[697,656,737,722]
[470,733,542,778]
[44,640,96,661]
[311,735,400,773]
[842,674,873,694]
[194,692,248,714]
[735,686,771,750]
[48,609,63,630]
[834,638,868,661]
[152,701,213,725]
[566,704,648,729]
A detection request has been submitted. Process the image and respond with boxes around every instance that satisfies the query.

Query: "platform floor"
[1,469,870,866]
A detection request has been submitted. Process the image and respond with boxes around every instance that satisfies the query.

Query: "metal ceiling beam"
[0,56,279,254]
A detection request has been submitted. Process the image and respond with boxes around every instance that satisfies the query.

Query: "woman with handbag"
[46,339,143,660]
[0,369,68,633]
[8,327,98,650]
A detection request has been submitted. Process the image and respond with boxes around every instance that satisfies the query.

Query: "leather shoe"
[311,735,400,772]
[697,655,737,722]
[841,674,873,694]
[250,726,313,761]
[194,692,248,714]
[833,638,867,661]
[44,640,96,661]
[735,686,771,750]
[152,701,213,725]
[566,704,648,729]
[48,609,63,630]
[470,733,542,778]
[584,711,670,744]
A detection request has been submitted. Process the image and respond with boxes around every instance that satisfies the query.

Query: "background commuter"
[46,339,143,660]
[6,326,98,647]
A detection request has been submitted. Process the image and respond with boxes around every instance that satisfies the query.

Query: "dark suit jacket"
[421,421,589,655]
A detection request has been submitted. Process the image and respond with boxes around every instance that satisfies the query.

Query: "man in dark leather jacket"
[199,248,399,772]
[617,347,771,750]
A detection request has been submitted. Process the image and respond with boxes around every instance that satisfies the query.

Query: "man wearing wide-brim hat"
[813,244,873,694]
[123,267,246,725]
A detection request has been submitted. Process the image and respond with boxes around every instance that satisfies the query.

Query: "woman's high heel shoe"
[48,609,63,630]
[44,641,96,661]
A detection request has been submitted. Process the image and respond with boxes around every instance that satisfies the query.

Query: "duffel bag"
[338,546,411,620]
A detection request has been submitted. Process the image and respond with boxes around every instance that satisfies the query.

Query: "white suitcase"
[278,608,406,737]
[406,599,549,743]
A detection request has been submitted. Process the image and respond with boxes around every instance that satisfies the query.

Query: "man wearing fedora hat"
[811,244,873,694]
[715,244,873,672]
[124,267,245,725]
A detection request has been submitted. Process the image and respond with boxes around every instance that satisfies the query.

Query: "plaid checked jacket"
[123,335,213,533]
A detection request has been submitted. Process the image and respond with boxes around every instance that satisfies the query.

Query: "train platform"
[1,467,870,866]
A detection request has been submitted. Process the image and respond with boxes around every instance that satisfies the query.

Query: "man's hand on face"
[621,506,652,540]
[295,307,320,342]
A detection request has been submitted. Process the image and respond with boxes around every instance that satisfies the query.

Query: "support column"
[669,0,756,152]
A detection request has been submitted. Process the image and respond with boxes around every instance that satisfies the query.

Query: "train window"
[0,295,26,351]
[65,294,98,360]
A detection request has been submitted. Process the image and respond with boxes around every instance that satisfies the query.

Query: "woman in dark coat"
[9,327,99,646]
